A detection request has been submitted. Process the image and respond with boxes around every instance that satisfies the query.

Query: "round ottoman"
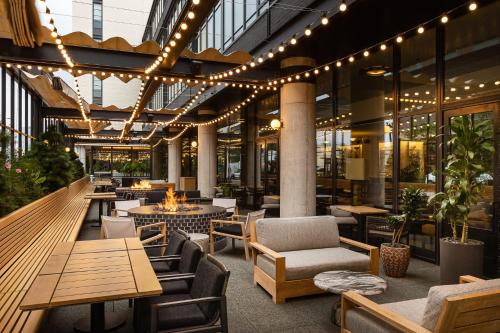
[188,233,210,254]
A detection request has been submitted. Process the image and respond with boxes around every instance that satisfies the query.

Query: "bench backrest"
[0,177,89,270]
[252,216,339,252]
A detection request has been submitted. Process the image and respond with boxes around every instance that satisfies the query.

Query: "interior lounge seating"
[146,189,168,204]
[249,216,379,304]
[135,255,230,333]
[327,205,358,238]
[212,198,237,216]
[342,275,500,333]
[261,195,280,216]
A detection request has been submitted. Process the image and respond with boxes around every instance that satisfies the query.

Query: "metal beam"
[0,38,275,82]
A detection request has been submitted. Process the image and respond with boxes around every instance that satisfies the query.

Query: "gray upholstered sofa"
[249,216,379,304]
[342,275,500,333]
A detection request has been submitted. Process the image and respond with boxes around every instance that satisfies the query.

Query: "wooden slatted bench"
[0,177,93,332]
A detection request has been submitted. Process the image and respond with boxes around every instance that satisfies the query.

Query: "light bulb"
[305,26,312,36]
[339,1,347,12]
[181,23,188,30]
[417,26,424,34]
[188,11,195,19]
[321,15,329,25]
[380,44,387,50]
[290,36,297,45]
[175,32,181,39]
[268,50,274,58]
[192,0,200,4]
[336,61,342,67]
[278,44,285,52]
[348,56,354,62]
[469,2,477,11]
[363,50,369,57]
[441,15,448,23]
[396,36,403,43]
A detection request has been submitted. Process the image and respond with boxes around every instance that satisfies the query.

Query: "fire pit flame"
[131,180,151,189]
[156,188,199,212]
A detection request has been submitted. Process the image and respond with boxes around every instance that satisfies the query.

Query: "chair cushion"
[422,278,500,331]
[151,261,172,273]
[329,206,353,217]
[214,224,243,236]
[139,229,161,241]
[190,258,226,319]
[255,216,340,252]
[160,279,191,294]
[332,216,357,225]
[166,231,188,256]
[141,293,208,331]
[256,247,370,281]
[345,298,426,333]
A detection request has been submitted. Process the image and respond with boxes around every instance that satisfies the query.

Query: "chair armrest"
[142,234,165,245]
[339,237,379,275]
[249,242,285,282]
[341,291,432,333]
[211,219,244,225]
[157,273,195,282]
[143,243,168,249]
[149,255,181,263]
[137,221,166,231]
[459,275,484,283]
[249,242,283,259]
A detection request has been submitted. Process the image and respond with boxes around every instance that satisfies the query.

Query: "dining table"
[336,205,389,242]
[19,238,162,333]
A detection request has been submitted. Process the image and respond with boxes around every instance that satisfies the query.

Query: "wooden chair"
[209,209,266,260]
[112,199,140,216]
[341,275,500,333]
[100,215,166,246]
[212,198,237,216]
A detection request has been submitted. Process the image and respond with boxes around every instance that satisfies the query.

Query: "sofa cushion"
[256,247,370,281]
[345,298,426,333]
[422,278,500,331]
[255,216,339,252]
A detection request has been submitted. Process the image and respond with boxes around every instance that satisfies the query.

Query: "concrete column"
[280,57,316,217]
[197,109,218,198]
[168,138,182,191]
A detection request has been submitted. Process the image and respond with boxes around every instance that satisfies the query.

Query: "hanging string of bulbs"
[263,1,479,88]
[151,124,192,148]
[206,1,348,82]
[145,0,201,74]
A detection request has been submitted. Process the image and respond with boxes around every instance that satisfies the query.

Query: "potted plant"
[381,187,427,277]
[429,116,493,283]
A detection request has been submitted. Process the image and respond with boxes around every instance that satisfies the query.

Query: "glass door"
[444,102,499,277]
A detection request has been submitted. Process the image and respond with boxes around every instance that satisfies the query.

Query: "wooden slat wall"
[0,177,93,332]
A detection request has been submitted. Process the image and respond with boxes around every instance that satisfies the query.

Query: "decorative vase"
[439,237,484,284]
[380,243,410,278]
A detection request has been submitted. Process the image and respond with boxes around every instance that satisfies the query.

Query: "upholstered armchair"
[100,215,166,246]
[341,275,500,333]
[249,216,378,304]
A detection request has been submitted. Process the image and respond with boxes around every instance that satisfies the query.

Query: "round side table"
[188,233,210,254]
[314,270,387,326]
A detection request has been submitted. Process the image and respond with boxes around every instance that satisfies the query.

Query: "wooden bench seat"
[0,177,93,332]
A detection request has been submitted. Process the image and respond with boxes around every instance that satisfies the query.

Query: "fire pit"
[128,204,226,243]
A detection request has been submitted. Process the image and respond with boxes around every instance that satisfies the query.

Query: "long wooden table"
[20,238,162,333]
[336,205,389,242]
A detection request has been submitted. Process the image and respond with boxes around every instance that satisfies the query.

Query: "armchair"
[209,209,266,260]
[341,275,500,333]
[145,229,190,270]
[100,215,166,246]
[112,199,140,217]
[249,216,379,304]
[137,255,230,333]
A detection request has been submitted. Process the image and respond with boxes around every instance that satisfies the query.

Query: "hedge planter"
[380,243,411,278]
[440,238,484,284]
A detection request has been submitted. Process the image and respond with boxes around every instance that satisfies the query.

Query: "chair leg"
[243,237,249,261]
[220,296,229,333]
[231,238,235,249]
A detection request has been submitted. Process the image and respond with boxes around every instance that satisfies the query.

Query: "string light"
[321,14,329,25]
[304,26,312,36]
[417,26,425,34]
[440,15,449,23]
[339,0,347,12]
[469,2,477,11]
[152,125,192,148]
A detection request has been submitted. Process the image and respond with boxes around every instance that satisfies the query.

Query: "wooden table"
[336,205,389,242]
[85,193,117,225]
[20,238,162,333]
[93,180,112,187]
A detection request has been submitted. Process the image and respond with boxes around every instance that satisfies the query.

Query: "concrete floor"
[40,203,440,333]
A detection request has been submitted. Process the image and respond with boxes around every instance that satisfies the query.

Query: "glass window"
[92,77,102,105]
[400,27,436,114]
[214,5,222,50]
[93,0,103,41]
[246,0,257,25]
[234,0,244,36]
[13,79,19,150]
[223,1,232,44]
[336,47,394,208]
[200,25,207,50]
[444,1,500,101]
[207,15,214,48]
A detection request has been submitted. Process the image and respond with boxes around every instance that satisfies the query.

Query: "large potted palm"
[381,187,427,277]
[429,116,493,283]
